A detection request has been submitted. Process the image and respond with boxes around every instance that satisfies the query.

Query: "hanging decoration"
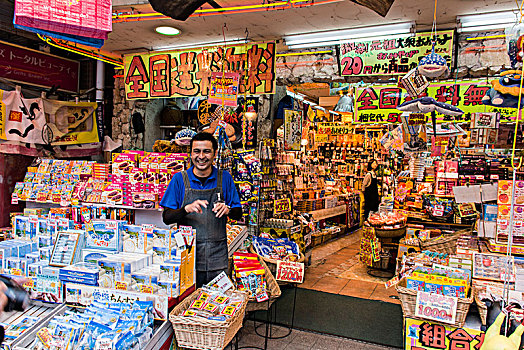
[482,70,524,108]
[396,96,464,116]
[173,128,196,146]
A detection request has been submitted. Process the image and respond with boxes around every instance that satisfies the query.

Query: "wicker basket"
[373,225,407,239]
[419,228,471,254]
[169,288,249,350]
[474,288,488,326]
[244,257,282,312]
[249,246,306,275]
[311,233,322,247]
[395,283,473,328]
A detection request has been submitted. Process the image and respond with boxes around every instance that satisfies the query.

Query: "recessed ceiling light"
[155,26,181,36]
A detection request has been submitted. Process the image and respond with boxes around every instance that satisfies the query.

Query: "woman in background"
[363,159,379,220]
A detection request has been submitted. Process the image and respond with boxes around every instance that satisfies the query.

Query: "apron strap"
[181,171,191,188]
[217,170,223,192]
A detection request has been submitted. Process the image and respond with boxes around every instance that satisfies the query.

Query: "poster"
[0,40,79,93]
[354,80,519,124]
[415,291,458,325]
[124,42,276,100]
[401,113,427,152]
[339,31,454,76]
[0,89,46,144]
[208,72,240,107]
[405,318,484,350]
[283,109,302,151]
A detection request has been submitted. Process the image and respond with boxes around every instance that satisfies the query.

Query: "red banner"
[0,40,79,92]
[14,0,112,40]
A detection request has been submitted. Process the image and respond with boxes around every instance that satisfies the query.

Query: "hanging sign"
[354,80,518,124]
[317,122,352,135]
[283,109,302,151]
[274,198,292,215]
[408,113,426,125]
[405,318,484,350]
[124,42,276,100]
[415,291,458,325]
[275,261,305,283]
[208,72,240,107]
[339,31,454,76]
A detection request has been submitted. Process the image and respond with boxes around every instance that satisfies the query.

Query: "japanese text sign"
[317,122,352,135]
[405,318,484,350]
[354,80,519,124]
[339,31,454,76]
[274,198,292,215]
[276,261,305,283]
[0,40,79,93]
[283,109,303,151]
[124,42,276,100]
[415,291,458,325]
[208,72,240,107]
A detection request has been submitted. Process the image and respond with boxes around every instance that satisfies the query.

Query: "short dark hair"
[190,132,218,151]
[367,159,377,171]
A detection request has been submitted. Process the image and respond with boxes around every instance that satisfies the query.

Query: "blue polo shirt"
[160,166,241,210]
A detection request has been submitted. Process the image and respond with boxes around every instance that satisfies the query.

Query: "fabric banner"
[339,30,454,76]
[124,42,276,100]
[284,109,302,151]
[14,0,112,40]
[354,80,517,124]
[0,89,46,144]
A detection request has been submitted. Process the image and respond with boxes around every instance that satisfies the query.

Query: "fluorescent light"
[288,33,412,50]
[458,11,519,32]
[155,39,249,51]
[155,26,181,36]
[284,22,414,49]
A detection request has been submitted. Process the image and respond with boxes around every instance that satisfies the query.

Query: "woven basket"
[419,228,471,254]
[395,284,473,328]
[474,288,488,326]
[374,225,407,239]
[311,233,322,247]
[244,257,282,312]
[169,289,249,350]
[249,246,305,273]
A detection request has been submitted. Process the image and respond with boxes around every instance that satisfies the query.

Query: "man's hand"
[184,200,209,214]
[213,202,230,218]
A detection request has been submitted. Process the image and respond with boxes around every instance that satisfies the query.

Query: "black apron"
[364,172,379,212]
[180,170,228,272]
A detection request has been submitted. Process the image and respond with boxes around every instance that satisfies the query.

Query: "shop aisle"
[301,231,400,304]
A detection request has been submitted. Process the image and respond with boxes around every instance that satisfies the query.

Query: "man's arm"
[223,170,243,221]
[163,207,187,225]
[228,207,243,221]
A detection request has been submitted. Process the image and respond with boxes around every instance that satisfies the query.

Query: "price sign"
[51,194,61,203]
[408,113,426,125]
[36,192,47,203]
[141,224,154,235]
[275,261,305,283]
[274,198,292,215]
[415,291,457,325]
[11,193,18,205]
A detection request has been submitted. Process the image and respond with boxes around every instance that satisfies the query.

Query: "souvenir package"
[85,220,124,251]
[183,286,245,321]
[252,236,300,261]
[405,265,470,297]
[232,252,268,301]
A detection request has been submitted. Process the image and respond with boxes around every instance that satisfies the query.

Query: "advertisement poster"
[64,283,168,320]
[0,40,79,93]
[339,31,454,76]
[124,42,276,100]
[354,80,518,124]
[405,318,484,349]
[208,72,240,107]
[415,291,458,325]
[284,109,302,151]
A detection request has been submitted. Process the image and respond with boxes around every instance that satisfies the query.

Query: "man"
[161,132,242,288]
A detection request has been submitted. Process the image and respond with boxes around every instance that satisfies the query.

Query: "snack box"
[131,268,160,288]
[112,154,137,175]
[86,220,124,251]
[102,183,123,205]
[81,249,116,264]
[157,280,180,298]
[498,180,513,205]
[160,259,181,280]
[132,193,157,209]
[59,262,102,285]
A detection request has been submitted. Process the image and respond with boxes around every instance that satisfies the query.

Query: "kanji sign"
[405,318,484,350]
[284,109,302,151]
[415,291,458,325]
[354,80,519,124]
[317,122,352,135]
[339,31,454,76]
[123,42,276,100]
[276,261,305,283]
[274,198,292,215]
[0,40,79,93]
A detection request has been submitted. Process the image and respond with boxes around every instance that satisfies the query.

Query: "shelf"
[21,199,163,212]
[302,205,347,221]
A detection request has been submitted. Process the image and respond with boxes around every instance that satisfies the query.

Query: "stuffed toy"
[174,128,196,146]
[482,70,524,108]
[481,311,524,350]
[417,51,450,79]
[396,96,464,116]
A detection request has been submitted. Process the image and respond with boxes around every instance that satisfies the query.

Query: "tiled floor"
[301,231,400,305]
[236,320,399,349]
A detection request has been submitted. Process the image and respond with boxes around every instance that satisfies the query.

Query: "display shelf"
[303,205,347,221]
[21,199,163,211]
[228,225,249,257]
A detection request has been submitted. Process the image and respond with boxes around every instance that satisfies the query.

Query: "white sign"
[275,261,305,284]
[415,291,458,325]
[64,283,168,320]
[206,271,235,292]
[11,193,18,205]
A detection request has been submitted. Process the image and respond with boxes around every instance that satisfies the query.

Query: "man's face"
[191,140,216,172]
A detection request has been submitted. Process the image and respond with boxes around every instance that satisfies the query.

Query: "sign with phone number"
[276,261,304,283]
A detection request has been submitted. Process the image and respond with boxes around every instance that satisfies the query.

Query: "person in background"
[363,159,380,220]
[161,132,242,288]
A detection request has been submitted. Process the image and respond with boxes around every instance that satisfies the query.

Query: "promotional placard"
[415,291,458,325]
[208,72,240,107]
[283,109,303,151]
[276,261,305,283]
[405,318,484,349]
[274,198,292,215]
[64,283,168,320]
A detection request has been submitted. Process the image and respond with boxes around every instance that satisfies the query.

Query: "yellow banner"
[405,318,483,349]
[354,80,518,124]
[339,31,454,76]
[123,42,276,100]
[317,122,352,135]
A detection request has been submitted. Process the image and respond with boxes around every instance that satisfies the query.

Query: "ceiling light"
[155,39,249,51]
[457,11,519,33]
[155,26,181,36]
[284,22,414,50]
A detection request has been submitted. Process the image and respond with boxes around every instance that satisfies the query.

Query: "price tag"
[48,218,57,227]
[29,215,38,224]
[141,224,154,235]
[36,192,47,203]
[11,193,18,205]
[114,281,128,291]
[51,194,61,203]
[106,221,117,230]
[71,198,79,206]
[60,199,70,207]
[58,218,69,228]
[275,261,305,283]
[415,291,457,325]
[139,285,153,294]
